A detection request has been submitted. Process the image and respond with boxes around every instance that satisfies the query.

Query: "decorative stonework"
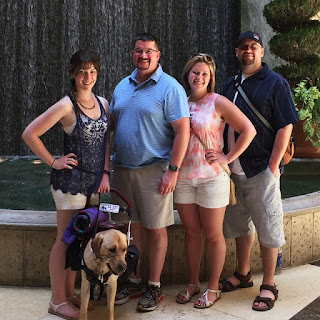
[1,192,320,286]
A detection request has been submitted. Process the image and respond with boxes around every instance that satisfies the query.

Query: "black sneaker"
[136,284,163,312]
[115,279,144,305]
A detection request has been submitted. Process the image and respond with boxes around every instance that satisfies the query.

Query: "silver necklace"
[78,94,95,110]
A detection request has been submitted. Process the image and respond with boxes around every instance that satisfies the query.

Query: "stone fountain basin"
[1,190,320,287]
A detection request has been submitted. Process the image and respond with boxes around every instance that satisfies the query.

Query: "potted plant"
[263,0,320,158]
[292,78,320,157]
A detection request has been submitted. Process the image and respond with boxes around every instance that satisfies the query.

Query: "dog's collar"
[82,256,111,283]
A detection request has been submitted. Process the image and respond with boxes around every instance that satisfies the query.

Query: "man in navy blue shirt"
[220,31,299,311]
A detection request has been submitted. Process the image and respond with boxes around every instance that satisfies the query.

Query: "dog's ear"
[91,234,103,257]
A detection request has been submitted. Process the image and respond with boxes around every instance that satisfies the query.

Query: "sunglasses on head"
[191,53,214,63]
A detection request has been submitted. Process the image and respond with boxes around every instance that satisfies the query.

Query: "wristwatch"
[168,165,179,172]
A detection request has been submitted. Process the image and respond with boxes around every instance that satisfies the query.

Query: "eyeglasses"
[133,48,159,55]
[191,53,214,63]
[238,44,262,51]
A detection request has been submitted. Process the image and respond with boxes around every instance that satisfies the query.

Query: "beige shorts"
[223,167,285,248]
[174,173,230,208]
[50,186,99,211]
[110,161,174,229]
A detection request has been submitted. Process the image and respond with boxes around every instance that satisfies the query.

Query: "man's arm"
[158,117,190,196]
[268,123,293,177]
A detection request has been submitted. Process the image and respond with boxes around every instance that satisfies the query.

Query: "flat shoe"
[219,270,253,292]
[194,288,221,309]
[48,301,79,320]
[252,284,278,311]
[176,283,200,304]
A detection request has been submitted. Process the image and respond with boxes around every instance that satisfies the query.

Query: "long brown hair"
[69,50,100,100]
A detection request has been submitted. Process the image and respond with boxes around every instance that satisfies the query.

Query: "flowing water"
[1,0,240,156]
[4,1,313,212]
[0,157,319,211]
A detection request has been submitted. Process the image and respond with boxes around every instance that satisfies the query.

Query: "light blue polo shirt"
[110,64,189,168]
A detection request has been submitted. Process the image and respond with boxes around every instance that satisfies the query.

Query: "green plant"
[264,1,320,147]
[293,78,320,147]
[263,0,320,85]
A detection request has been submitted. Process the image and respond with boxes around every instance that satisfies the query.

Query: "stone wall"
[1,192,320,286]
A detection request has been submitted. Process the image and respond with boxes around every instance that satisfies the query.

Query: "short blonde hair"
[182,53,216,93]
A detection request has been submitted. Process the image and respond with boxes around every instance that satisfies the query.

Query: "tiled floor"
[1,264,320,320]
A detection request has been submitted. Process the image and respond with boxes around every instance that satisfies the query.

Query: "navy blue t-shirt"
[223,63,299,178]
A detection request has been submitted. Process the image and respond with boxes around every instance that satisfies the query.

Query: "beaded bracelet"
[103,169,110,176]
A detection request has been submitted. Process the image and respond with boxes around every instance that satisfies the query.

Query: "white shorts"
[174,173,230,208]
[50,186,99,211]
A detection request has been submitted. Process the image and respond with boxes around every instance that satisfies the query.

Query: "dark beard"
[241,56,255,65]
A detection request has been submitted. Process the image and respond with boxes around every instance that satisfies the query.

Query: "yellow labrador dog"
[80,229,128,320]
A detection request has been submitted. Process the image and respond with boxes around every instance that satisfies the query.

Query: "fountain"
[1,0,240,156]
[1,0,320,288]
[0,157,319,211]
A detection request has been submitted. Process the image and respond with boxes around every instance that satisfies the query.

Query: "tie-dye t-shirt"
[178,92,227,179]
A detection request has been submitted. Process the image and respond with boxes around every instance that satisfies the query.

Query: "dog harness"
[63,188,136,300]
[81,257,112,300]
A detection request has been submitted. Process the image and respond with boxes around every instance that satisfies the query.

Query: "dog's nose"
[117,263,127,273]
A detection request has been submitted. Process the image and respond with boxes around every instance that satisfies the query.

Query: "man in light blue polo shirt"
[109,33,190,312]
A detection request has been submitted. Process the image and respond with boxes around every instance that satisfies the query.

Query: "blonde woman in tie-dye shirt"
[174,54,256,309]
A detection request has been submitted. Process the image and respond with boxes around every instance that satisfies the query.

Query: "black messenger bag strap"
[234,76,276,135]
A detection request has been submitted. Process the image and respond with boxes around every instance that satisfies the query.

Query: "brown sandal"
[67,293,94,311]
[252,284,278,311]
[176,283,200,304]
[219,270,253,292]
